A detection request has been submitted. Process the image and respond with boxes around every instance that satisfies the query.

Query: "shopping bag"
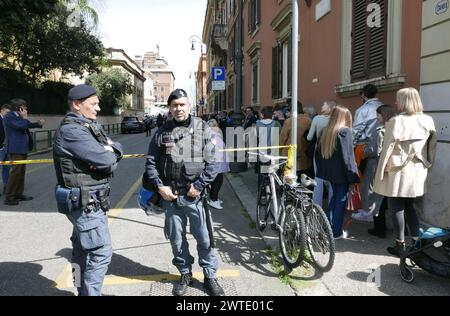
[346,186,362,212]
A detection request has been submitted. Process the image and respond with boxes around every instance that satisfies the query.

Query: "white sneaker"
[351,211,373,222]
[335,230,349,240]
[218,200,224,205]
[208,200,223,210]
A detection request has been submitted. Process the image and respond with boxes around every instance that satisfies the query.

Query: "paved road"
[0,131,293,296]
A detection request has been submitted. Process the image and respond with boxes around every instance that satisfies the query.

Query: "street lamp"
[190,35,205,115]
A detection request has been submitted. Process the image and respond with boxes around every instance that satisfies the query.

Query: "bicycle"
[251,152,335,272]
[250,152,306,269]
[295,174,335,272]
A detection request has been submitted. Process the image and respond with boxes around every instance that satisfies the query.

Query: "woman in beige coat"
[373,88,437,256]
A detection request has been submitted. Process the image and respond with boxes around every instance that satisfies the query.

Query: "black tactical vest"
[158,117,207,188]
[54,116,111,190]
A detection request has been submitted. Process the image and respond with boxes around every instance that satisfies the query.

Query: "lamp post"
[290,0,299,180]
[190,35,205,115]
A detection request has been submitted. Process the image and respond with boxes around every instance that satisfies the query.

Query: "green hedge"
[0,68,74,115]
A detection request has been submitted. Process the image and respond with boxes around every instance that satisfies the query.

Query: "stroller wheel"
[400,266,414,283]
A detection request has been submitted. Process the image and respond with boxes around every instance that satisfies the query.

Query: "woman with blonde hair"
[307,101,336,207]
[374,88,437,256]
[316,106,360,239]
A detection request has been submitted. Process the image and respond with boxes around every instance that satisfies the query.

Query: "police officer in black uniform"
[53,84,123,296]
[145,89,225,296]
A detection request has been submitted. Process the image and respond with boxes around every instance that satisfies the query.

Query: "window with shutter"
[351,0,387,82]
[248,0,260,34]
[272,44,284,100]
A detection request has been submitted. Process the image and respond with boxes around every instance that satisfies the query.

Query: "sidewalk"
[226,169,450,296]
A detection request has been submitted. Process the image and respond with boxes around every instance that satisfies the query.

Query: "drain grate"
[149,279,238,296]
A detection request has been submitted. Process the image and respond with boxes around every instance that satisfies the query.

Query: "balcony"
[211,24,228,54]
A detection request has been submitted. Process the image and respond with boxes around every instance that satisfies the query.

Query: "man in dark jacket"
[145,89,224,297]
[53,84,123,296]
[0,104,12,194]
[4,99,44,205]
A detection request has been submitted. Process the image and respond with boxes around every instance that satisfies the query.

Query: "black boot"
[173,273,193,296]
[387,241,406,257]
[204,278,225,296]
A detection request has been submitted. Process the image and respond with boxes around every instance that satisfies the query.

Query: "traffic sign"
[212,67,226,81]
[212,81,225,91]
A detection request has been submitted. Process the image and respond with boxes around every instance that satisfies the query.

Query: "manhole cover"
[149,279,238,296]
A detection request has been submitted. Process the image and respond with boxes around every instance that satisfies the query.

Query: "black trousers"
[388,197,420,241]
[210,173,224,202]
[373,197,387,233]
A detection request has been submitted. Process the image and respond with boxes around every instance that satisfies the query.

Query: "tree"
[0,0,104,85]
[87,69,133,115]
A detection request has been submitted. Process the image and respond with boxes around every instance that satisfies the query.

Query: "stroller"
[400,227,450,283]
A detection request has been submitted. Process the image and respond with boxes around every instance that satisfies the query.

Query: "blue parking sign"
[212,67,226,81]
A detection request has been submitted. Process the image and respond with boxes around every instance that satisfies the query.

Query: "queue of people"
[227,84,437,256]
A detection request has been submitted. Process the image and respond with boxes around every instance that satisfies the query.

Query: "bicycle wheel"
[305,203,335,272]
[279,204,306,269]
[256,180,272,232]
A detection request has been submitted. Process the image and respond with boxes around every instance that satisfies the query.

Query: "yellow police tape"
[0,154,146,166]
[0,145,297,166]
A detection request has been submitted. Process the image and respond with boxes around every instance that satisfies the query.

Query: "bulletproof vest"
[54,116,111,189]
[158,118,207,188]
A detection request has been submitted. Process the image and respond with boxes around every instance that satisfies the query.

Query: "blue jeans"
[313,177,333,208]
[327,183,349,238]
[162,199,219,279]
[0,147,10,188]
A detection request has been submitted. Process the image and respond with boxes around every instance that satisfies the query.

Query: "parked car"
[121,116,144,134]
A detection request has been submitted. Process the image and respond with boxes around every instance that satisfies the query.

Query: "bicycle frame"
[262,161,285,229]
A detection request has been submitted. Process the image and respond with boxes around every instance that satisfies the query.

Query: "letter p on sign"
[212,67,226,81]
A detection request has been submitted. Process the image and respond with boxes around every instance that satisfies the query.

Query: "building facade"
[195,53,208,116]
[106,48,146,117]
[203,0,422,115]
[135,52,175,111]
[420,0,450,226]
[203,0,229,115]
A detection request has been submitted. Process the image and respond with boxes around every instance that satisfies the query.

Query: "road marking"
[108,177,142,225]
[55,270,241,288]
[53,176,142,289]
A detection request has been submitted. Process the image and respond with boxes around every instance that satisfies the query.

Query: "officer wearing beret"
[53,84,123,296]
[145,89,224,296]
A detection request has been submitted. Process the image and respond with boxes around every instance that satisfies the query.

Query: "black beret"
[167,89,188,105]
[68,84,97,101]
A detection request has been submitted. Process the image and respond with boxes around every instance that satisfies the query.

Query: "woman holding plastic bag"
[316,106,360,239]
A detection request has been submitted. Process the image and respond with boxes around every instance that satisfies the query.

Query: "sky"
[95,0,207,100]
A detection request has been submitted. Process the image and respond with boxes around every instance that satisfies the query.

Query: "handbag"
[346,186,362,212]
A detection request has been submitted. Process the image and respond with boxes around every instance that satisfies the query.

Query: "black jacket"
[316,128,360,185]
[0,116,5,148]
